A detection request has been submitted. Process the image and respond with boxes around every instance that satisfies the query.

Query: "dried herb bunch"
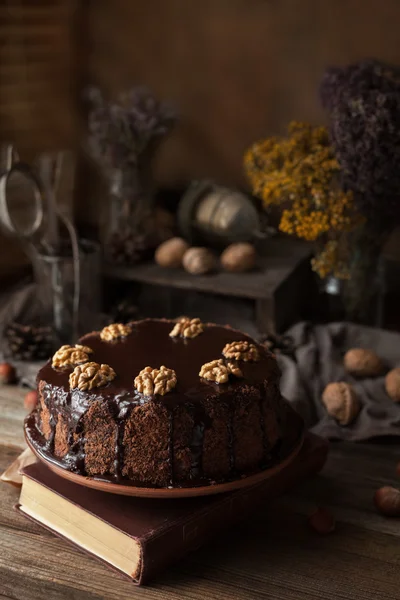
[86,86,176,265]
[320,58,400,227]
[244,122,362,278]
[86,85,176,174]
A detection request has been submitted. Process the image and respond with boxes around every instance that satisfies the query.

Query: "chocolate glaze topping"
[38,319,279,406]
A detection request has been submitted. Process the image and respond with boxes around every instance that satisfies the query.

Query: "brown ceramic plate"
[24,404,304,498]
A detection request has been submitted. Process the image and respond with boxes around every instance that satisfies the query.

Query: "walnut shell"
[220,243,257,273]
[182,247,216,275]
[321,382,361,425]
[374,486,400,517]
[155,237,189,268]
[385,367,400,402]
[308,507,336,535]
[343,348,384,378]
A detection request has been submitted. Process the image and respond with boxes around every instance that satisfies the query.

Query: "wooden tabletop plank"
[0,385,27,450]
[1,497,399,600]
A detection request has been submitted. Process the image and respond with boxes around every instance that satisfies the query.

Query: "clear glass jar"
[101,163,156,266]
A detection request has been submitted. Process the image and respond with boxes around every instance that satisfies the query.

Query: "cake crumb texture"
[122,402,171,486]
[83,401,118,476]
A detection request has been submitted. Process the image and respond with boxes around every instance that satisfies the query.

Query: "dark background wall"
[2,0,400,277]
[89,0,400,188]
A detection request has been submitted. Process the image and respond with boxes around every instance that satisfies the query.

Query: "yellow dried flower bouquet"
[244,122,363,279]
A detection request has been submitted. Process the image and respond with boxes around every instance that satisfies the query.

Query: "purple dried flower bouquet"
[85,86,176,265]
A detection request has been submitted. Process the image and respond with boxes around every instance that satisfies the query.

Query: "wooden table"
[1,385,399,600]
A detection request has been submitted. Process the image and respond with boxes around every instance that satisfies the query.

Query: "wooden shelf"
[104,238,313,334]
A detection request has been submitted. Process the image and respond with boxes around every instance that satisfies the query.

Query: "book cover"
[16,433,328,585]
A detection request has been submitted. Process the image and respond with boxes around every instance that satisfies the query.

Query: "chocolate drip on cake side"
[189,403,210,481]
[168,408,174,486]
[227,411,235,474]
[112,396,136,480]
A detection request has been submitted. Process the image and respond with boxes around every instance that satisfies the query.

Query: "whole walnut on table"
[385,368,400,402]
[322,382,361,425]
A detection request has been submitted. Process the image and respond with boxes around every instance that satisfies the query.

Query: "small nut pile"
[222,340,260,362]
[100,323,132,341]
[134,365,177,396]
[343,348,384,377]
[52,344,93,368]
[199,359,243,383]
[69,362,116,391]
[321,382,360,425]
[169,317,204,339]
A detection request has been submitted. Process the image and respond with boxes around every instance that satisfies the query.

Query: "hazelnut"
[343,348,384,378]
[155,237,189,268]
[220,243,257,273]
[24,390,38,411]
[321,382,360,425]
[182,247,216,275]
[0,362,16,384]
[385,368,400,402]
[308,507,336,534]
[374,486,400,517]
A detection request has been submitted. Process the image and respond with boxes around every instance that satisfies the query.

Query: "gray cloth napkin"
[279,321,400,440]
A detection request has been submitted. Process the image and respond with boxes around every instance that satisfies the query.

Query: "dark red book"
[16,433,328,585]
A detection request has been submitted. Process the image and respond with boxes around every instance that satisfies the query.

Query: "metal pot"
[178,180,264,247]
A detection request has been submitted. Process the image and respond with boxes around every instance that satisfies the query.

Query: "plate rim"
[24,406,304,498]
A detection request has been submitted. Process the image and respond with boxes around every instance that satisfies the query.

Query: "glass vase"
[342,230,386,326]
[322,225,387,326]
[102,158,157,265]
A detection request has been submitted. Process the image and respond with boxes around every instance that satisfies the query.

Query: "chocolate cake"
[28,318,288,488]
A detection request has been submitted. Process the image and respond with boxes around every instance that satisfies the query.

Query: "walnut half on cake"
[32,318,286,488]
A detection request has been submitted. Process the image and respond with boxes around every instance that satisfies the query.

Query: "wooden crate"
[104,237,314,334]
